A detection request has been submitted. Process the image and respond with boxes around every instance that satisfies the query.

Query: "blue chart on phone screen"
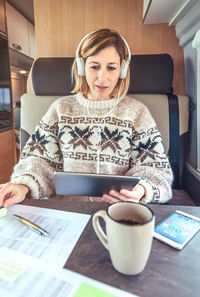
[155,213,200,244]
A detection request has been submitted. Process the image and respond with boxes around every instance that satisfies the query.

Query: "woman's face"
[85,46,121,101]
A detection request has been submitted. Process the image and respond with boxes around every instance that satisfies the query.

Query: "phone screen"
[154,212,200,245]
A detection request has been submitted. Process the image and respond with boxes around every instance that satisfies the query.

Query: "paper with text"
[0,204,90,267]
[0,248,137,297]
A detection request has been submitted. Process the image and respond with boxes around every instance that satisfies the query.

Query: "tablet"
[54,172,141,196]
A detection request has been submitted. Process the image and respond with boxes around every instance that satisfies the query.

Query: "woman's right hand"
[0,183,29,208]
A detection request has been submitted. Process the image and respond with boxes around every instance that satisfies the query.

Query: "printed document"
[0,204,90,267]
[0,247,137,297]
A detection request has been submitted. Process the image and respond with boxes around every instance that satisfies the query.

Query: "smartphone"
[153,210,200,250]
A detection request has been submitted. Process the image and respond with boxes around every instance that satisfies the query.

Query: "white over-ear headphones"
[76,31,131,79]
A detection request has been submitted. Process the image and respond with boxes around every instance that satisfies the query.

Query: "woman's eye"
[108,66,116,71]
[90,65,99,70]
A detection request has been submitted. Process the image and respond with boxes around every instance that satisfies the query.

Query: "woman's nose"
[98,68,107,80]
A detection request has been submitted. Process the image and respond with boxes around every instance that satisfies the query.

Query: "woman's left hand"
[102,184,145,204]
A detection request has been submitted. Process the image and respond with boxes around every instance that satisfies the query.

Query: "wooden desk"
[52,189,196,206]
[23,197,200,297]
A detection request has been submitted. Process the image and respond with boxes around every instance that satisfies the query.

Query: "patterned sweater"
[11,93,173,203]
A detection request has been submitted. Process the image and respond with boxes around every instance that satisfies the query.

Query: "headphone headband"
[76,31,131,79]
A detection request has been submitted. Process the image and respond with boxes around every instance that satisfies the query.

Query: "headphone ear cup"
[77,57,85,76]
[120,59,129,79]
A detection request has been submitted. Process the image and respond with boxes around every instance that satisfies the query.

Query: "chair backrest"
[20,55,189,188]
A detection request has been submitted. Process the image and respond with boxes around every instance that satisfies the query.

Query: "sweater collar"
[75,92,120,110]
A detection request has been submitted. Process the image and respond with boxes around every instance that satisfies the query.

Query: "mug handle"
[92,210,108,250]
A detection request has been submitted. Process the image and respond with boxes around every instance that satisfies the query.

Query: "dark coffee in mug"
[117,218,142,225]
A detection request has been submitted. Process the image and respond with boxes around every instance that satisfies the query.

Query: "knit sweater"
[11,93,173,203]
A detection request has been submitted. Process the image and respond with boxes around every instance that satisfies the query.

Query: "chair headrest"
[32,57,74,96]
[129,54,173,94]
[31,54,173,96]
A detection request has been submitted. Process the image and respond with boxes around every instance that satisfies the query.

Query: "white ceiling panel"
[143,0,195,25]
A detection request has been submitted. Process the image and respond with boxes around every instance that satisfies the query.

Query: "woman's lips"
[96,85,108,90]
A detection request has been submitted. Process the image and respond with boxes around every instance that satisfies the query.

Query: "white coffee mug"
[92,202,155,275]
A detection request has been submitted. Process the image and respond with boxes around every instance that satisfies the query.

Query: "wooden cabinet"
[5,2,35,58]
[0,0,6,35]
[0,0,16,183]
[0,130,16,183]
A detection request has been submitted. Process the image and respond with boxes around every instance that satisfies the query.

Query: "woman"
[0,28,173,207]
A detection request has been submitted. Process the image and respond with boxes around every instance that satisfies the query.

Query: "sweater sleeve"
[126,104,173,204]
[11,101,63,199]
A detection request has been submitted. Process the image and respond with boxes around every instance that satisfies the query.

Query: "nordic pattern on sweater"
[11,93,173,203]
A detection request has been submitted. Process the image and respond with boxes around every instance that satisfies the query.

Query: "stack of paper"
[0,247,137,297]
[0,204,90,267]
[0,204,137,297]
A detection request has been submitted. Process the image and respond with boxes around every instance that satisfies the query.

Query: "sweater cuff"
[11,175,40,199]
[138,179,153,203]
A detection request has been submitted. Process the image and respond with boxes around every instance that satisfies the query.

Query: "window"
[192,29,200,172]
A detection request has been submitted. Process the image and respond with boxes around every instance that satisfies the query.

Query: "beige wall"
[33,0,185,95]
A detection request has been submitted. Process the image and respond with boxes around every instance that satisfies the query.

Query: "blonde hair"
[71,28,130,98]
